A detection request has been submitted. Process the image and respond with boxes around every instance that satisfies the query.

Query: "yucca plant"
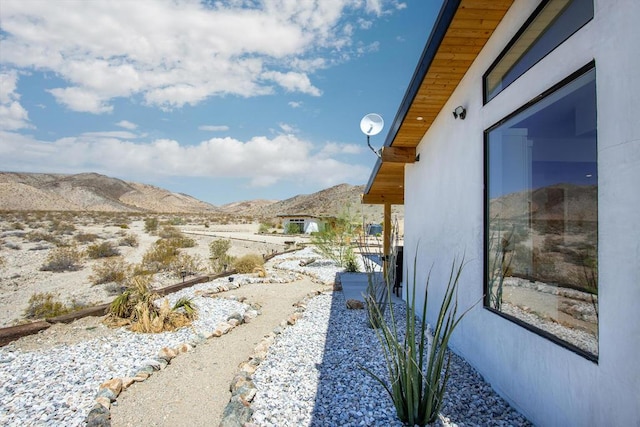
[106,275,198,332]
[361,252,474,426]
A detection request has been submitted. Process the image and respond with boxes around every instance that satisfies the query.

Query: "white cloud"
[261,71,322,96]
[318,142,363,156]
[278,123,297,134]
[81,131,138,139]
[0,0,397,113]
[0,130,370,188]
[199,125,230,132]
[116,120,138,130]
[0,70,31,131]
[288,101,302,108]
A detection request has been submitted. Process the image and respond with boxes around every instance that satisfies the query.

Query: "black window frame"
[482,0,594,104]
[483,61,598,363]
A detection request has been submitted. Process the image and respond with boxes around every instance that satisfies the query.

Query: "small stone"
[121,377,135,389]
[85,403,110,427]
[94,396,111,409]
[228,318,240,327]
[158,347,177,360]
[99,378,123,397]
[177,343,193,353]
[346,299,365,309]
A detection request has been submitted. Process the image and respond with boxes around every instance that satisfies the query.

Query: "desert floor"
[0,214,310,328]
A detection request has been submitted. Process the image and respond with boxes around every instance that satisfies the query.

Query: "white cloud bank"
[0,131,370,189]
[0,0,395,113]
[0,70,31,130]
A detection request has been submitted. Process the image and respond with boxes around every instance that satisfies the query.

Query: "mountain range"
[0,172,401,223]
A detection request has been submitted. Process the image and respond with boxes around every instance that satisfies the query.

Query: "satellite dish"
[360,113,384,136]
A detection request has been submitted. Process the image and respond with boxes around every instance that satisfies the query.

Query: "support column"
[383,202,391,278]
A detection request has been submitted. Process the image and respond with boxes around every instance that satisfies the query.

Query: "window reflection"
[485,67,598,358]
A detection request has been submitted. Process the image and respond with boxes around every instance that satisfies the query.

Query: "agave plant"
[361,252,475,426]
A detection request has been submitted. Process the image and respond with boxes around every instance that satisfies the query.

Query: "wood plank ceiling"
[362,0,514,205]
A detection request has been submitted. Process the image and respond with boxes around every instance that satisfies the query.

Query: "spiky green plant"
[361,253,475,426]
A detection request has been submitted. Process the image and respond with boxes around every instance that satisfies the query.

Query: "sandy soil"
[0,215,310,328]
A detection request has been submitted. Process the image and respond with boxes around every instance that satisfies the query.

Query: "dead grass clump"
[86,241,121,259]
[49,220,76,235]
[233,253,264,274]
[41,246,83,272]
[105,276,197,333]
[118,233,139,247]
[90,257,131,285]
[75,232,100,243]
[26,231,61,246]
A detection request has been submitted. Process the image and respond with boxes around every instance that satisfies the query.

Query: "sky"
[0,0,442,206]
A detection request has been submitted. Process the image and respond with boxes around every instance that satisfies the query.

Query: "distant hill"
[0,172,403,223]
[0,172,218,213]
[228,183,403,224]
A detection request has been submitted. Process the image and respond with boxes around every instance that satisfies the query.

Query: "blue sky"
[0,0,442,205]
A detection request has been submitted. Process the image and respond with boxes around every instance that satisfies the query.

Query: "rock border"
[84,295,262,427]
[218,290,325,427]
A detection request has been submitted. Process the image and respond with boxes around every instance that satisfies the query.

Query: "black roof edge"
[364,0,461,195]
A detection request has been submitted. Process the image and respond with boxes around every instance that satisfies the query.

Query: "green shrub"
[233,253,264,274]
[209,239,233,273]
[141,239,180,272]
[41,246,83,272]
[158,225,183,239]
[90,257,131,285]
[24,292,86,319]
[170,253,204,278]
[361,255,475,426]
[144,217,159,233]
[86,241,121,259]
[258,222,272,233]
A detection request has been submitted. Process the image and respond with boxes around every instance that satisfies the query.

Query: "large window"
[483,0,593,103]
[484,64,598,359]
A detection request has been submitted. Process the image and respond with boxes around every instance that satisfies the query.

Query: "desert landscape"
[0,212,307,328]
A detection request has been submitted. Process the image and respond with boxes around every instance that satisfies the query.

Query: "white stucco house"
[363,0,639,426]
[278,214,326,234]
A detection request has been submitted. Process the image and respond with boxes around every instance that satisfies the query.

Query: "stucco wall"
[403,0,640,425]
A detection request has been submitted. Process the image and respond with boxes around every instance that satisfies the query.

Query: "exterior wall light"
[453,106,466,120]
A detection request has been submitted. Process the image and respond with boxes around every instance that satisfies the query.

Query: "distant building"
[277,214,326,234]
[363,0,639,426]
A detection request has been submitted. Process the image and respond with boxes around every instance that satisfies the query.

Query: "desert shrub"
[26,231,61,245]
[344,248,360,272]
[41,246,83,272]
[144,217,159,233]
[174,236,196,248]
[86,241,121,259]
[258,222,271,233]
[75,233,100,243]
[118,233,139,247]
[49,220,76,235]
[24,292,70,319]
[170,253,204,278]
[105,276,197,333]
[168,217,185,225]
[90,257,131,285]
[233,253,264,274]
[118,223,129,229]
[24,292,86,319]
[11,222,24,230]
[158,225,182,239]
[0,256,5,269]
[141,239,180,272]
[210,239,233,273]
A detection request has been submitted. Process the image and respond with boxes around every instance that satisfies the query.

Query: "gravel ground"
[0,246,533,426]
[249,290,532,427]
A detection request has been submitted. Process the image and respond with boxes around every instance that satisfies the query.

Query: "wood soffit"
[362,0,514,205]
